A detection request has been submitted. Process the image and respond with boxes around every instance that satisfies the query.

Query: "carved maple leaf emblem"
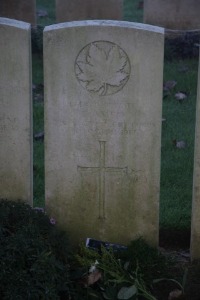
[75,42,130,96]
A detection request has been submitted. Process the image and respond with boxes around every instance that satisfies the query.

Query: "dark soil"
[159,229,191,250]
[156,229,200,300]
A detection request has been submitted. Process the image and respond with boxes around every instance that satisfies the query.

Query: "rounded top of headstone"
[0,17,30,29]
[44,20,164,34]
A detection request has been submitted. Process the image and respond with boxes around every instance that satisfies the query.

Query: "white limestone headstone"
[44,21,164,247]
[0,0,36,25]
[0,18,33,204]
[191,52,200,260]
[144,0,200,30]
[56,0,123,23]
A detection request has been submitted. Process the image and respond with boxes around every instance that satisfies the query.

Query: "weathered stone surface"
[56,0,123,23]
[0,0,36,24]
[0,18,33,204]
[144,0,200,30]
[44,20,164,247]
[191,54,200,260]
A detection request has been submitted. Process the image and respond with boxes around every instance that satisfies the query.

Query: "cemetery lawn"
[32,52,44,205]
[160,58,198,248]
[36,0,55,26]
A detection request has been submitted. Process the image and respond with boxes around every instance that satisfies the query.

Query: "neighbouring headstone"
[144,0,200,30]
[44,20,164,247]
[56,0,123,23]
[0,18,33,204]
[0,0,36,25]
[191,54,200,260]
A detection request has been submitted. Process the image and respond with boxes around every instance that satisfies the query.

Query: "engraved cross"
[77,141,127,219]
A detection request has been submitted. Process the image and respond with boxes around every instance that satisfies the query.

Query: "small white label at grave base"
[75,41,131,96]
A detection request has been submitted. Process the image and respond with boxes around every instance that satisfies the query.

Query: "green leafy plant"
[75,238,174,300]
[123,238,172,284]
[0,199,72,299]
[153,268,187,299]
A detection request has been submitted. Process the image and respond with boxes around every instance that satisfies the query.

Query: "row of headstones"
[0,0,123,25]
[0,0,200,30]
[0,17,200,260]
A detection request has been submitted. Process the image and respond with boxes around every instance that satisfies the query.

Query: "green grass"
[123,0,143,22]
[32,54,43,85]
[36,0,55,26]
[32,53,44,206]
[33,105,44,207]
[160,59,198,229]
[32,0,199,231]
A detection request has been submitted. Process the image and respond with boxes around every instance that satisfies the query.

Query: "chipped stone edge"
[44,20,164,34]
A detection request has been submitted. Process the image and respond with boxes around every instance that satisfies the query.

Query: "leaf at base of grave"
[173,139,187,149]
[34,83,44,92]
[87,270,102,286]
[124,261,130,271]
[34,94,44,102]
[78,270,102,287]
[32,84,37,91]
[37,9,48,17]
[163,80,177,92]
[168,289,185,300]
[117,285,137,299]
[175,92,187,102]
[178,65,189,73]
[34,131,44,141]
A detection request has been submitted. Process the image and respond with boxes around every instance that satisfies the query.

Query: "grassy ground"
[160,59,198,230]
[124,0,143,22]
[36,0,55,26]
[32,53,44,205]
[33,0,198,236]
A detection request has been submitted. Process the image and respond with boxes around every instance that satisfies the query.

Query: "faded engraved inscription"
[0,116,17,135]
[78,141,127,219]
[75,41,131,96]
